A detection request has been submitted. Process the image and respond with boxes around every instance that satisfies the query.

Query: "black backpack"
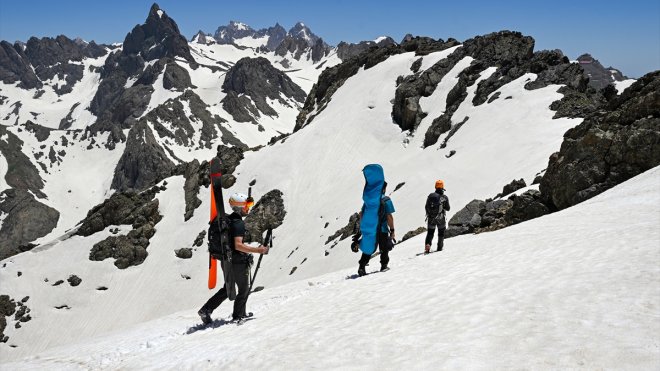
[208,214,233,261]
[426,193,445,220]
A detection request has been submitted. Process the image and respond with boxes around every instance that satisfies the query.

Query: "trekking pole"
[248,228,272,296]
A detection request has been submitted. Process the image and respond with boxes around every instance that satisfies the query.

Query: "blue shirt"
[380,196,395,232]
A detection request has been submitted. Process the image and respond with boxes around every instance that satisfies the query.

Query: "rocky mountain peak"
[122,2,194,63]
[288,22,323,48]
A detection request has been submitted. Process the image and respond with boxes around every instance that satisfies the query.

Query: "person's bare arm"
[387,214,395,240]
[234,236,269,254]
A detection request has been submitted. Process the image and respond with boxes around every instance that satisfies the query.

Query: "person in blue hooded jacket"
[357,182,396,276]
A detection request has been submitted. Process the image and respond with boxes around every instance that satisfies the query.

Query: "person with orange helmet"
[198,192,268,324]
[424,180,450,254]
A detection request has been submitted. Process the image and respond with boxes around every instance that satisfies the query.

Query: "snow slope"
[3,165,659,370]
[229,50,581,287]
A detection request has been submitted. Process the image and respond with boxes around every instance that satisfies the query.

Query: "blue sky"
[0,0,658,77]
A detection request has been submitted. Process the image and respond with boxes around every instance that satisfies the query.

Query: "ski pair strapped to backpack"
[208,156,237,300]
[358,164,385,255]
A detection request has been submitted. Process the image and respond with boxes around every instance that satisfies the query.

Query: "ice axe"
[247,228,272,297]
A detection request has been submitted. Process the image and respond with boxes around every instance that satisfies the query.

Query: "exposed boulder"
[67,275,82,287]
[243,190,286,243]
[76,188,162,237]
[540,71,660,210]
[90,234,149,269]
[175,248,193,259]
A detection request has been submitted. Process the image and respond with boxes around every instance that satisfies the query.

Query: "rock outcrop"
[446,190,550,238]
[111,121,176,192]
[296,36,457,132]
[540,71,660,210]
[243,190,286,243]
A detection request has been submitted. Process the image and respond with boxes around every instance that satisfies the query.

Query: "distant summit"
[210,21,324,51]
[577,53,629,89]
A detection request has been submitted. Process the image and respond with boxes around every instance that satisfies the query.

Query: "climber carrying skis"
[198,192,269,324]
[424,180,450,254]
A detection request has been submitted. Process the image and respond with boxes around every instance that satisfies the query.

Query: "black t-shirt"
[228,212,247,256]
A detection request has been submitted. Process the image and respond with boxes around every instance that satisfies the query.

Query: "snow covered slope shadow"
[230,45,582,287]
[4,166,659,370]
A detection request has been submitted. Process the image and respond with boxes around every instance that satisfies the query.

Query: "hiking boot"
[380,265,389,272]
[358,267,367,277]
[198,308,212,325]
[424,244,431,254]
[436,246,442,252]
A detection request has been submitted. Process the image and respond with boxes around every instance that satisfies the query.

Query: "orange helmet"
[435,180,445,189]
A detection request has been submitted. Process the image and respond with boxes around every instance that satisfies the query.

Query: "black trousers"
[202,261,250,318]
[425,225,446,250]
[359,232,391,268]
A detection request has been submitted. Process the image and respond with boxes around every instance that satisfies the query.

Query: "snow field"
[3,166,659,370]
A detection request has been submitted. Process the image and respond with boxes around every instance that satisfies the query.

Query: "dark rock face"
[85,191,161,270]
[0,126,59,259]
[541,71,660,210]
[163,61,192,91]
[145,90,240,150]
[288,22,325,48]
[88,4,195,142]
[243,190,286,243]
[275,36,330,63]
[111,121,176,192]
[496,178,527,198]
[325,213,360,245]
[446,190,550,238]
[577,53,629,90]
[296,37,456,132]
[0,35,107,92]
[0,41,41,89]
[221,57,306,123]
[336,37,396,61]
[0,189,59,260]
[123,4,195,64]
[214,21,259,44]
[0,125,46,198]
[182,160,203,221]
[0,295,30,343]
[77,188,162,237]
[392,32,608,148]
